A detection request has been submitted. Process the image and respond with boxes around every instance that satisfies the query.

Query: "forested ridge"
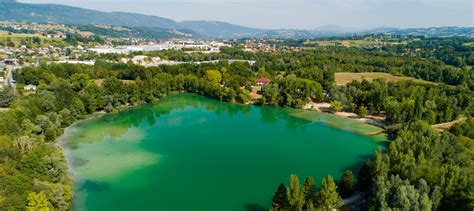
[0,37,473,210]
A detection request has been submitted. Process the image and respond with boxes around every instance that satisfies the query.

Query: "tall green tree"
[302,177,317,209]
[0,86,14,107]
[315,176,342,209]
[271,183,289,210]
[287,174,305,210]
[339,170,354,198]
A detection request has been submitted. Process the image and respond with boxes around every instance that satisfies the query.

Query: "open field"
[305,39,407,47]
[335,72,436,85]
[0,33,45,38]
[94,79,135,86]
[0,32,63,47]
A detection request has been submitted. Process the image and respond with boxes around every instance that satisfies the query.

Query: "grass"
[0,33,44,38]
[94,79,135,86]
[335,72,436,85]
[0,32,64,47]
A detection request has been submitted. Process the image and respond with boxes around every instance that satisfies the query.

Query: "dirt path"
[343,193,363,206]
[432,118,467,132]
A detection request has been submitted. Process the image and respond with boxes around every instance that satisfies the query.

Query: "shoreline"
[57,93,388,209]
[302,102,386,128]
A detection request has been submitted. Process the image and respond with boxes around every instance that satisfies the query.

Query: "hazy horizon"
[18,0,474,30]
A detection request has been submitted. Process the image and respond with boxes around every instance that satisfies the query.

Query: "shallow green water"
[60,94,386,211]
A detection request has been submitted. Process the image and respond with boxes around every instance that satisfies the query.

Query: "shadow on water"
[70,157,89,168]
[339,152,386,179]
[337,136,390,179]
[245,203,267,211]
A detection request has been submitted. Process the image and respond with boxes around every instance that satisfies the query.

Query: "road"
[3,65,16,89]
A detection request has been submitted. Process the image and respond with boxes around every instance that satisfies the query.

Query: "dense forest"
[84,36,474,89]
[0,36,473,210]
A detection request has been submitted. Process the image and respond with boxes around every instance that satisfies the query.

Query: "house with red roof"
[255,77,271,86]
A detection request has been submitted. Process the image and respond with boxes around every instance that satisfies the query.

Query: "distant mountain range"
[0,0,472,39]
[0,0,263,38]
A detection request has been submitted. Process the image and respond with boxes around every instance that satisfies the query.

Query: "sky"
[19,0,474,29]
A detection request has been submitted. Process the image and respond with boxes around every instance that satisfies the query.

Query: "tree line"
[0,37,472,210]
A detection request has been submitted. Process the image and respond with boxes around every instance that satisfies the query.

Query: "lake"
[60,94,386,211]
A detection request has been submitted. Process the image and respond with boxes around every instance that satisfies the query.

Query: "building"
[55,60,96,65]
[24,84,37,91]
[47,32,66,39]
[4,59,18,65]
[255,77,271,86]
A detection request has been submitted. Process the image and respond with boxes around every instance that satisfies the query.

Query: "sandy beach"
[303,102,386,127]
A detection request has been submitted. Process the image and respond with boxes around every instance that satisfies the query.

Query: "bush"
[357,106,368,117]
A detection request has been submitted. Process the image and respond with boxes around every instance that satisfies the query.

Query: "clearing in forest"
[335,72,435,85]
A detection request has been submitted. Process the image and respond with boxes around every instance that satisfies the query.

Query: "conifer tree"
[315,176,342,209]
[339,170,354,197]
[271,183,289,210]
[287,174,305,210]
[302,176,317,208]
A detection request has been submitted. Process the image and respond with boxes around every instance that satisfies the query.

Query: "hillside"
[179,21,263,39]
[72,25,201,39]
[0,1,472,38]
[0,1,261,38]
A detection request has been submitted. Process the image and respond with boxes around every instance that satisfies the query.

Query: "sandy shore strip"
[303,102,386,127]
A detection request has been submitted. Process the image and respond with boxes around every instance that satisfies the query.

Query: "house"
[4,59,18,65]
[47,32,65,39]
[55,60,96,65]
[255,77,271,86]
[24,84,37,91]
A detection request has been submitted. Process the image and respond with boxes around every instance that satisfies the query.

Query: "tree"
[0,86,14,107]
[302,177,317,208]
[287,174,305,210]
[238,89,251,104]
[339,170,354,198]
[26,192,50,211]
[357,106,368,117]
[357,160,373,192]
[262,83,279,106]
[70,73,90,91]
[315,176,342,209]
[271,183,289,210]
[330,101,343,112]
[204,70,222,85]
[38,91,57,112]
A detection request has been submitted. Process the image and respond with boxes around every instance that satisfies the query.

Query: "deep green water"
[60,94,386,211]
